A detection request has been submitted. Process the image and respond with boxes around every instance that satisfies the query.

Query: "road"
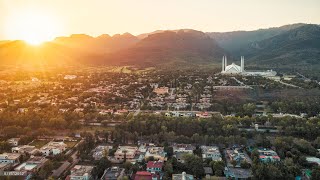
[51,151,79,178]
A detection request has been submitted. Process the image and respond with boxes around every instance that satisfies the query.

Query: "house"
[224,167,252,179]
[134,171,160,180]
[14,156,48,172]
[201,146,222,161]
[153,87,169,95]
[145,147,167,161]
[306,157,320,166]
[40,141,67,156]
[172,172,194,180]
[92,145,113,160]
[68,165,94,180]
[258,149,280,163]
[12,145,39,155]
[226,148,252,167]
[100,166,125,180]
[147,161,163,173]
[0,153,21,164]
[7,138,20,146]
[114,146,138,162]
[172,144,195,163]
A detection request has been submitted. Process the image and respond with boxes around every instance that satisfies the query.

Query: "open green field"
[78,126,114,133]
[29,139,50,148]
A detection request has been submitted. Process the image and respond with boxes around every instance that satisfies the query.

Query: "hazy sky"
[1,0,320,40]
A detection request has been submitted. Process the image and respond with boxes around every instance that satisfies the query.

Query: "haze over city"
[1,0,320,43]
[1,0,320,180]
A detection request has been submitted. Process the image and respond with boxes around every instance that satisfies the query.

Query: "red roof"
[147,161,164,169]
[134,171,152,180]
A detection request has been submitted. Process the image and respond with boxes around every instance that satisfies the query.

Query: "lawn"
[29,139,50,148]
[78,126,114,133]
[64,141,78,148]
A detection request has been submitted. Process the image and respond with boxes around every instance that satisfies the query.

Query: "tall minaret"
[222,56,225,72]
[224,56,227,70]
[241,56,244,72]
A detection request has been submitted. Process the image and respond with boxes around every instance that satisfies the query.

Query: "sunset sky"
[0,0,320,41]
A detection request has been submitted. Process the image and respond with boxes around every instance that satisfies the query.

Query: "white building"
[221,56,244,74]
[201,146,222,161]
[12,145,39,155]
[69,165,94,180]
[0,153,21,164]
[40,141,67,156]
[221,56,276,77]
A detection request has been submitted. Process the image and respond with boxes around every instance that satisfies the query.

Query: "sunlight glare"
[5,10,62,45]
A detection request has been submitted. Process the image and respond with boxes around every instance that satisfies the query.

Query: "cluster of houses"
[0,138,71,179]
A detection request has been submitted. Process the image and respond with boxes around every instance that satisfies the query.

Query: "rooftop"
[101,166,125,180]
[70,165,94,177]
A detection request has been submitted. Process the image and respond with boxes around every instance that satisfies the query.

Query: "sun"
[5,10,62,45]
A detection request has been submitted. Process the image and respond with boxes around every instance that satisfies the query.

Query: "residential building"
[7,138,20,146]
[68,165,94,180]
[145,147,167,161]
[12,145,39,155]
[92,145,113,160]
[147,161,163,173]
[172,144,195,153]
[172,144,195,163]
[134,171,160,180]
[100,166,125,180]
[172,172,194,180]
[224,167,252,179]
[153,87,169,95]
[258,149,280,162]
[40,141,67,156]
[201,146,222,161]
[226,148,251,167]
[14,156,48,172]
[306,157,320,166]
[0,153,21,164]
[114,146,138,161]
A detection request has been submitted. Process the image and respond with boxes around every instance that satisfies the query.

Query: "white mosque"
[221,55,276,77]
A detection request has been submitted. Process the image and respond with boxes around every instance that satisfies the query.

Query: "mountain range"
[0,23,319,68]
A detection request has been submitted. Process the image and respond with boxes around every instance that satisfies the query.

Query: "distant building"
[64,75,77,80]
[134,171,153,180]
[201,146,222,161]
[147,161,164,173]
[100,166,125,180]
[172,172,194,180]
[221,56,276,77]
[258,149,280,162]
[224,167,252,179]
[172,144,195,163]
[306,157,320,166]
[153,87,169,95]
[68,165,94,180]
[145,147,167,161]
[14,156,48,172]
[0,153,21,164]
[40,141,67,156]
[114,146,138,162]
[226,148,252,167]
[12,145,39,155]
[7,138,20,146]
[92,145,113,160]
